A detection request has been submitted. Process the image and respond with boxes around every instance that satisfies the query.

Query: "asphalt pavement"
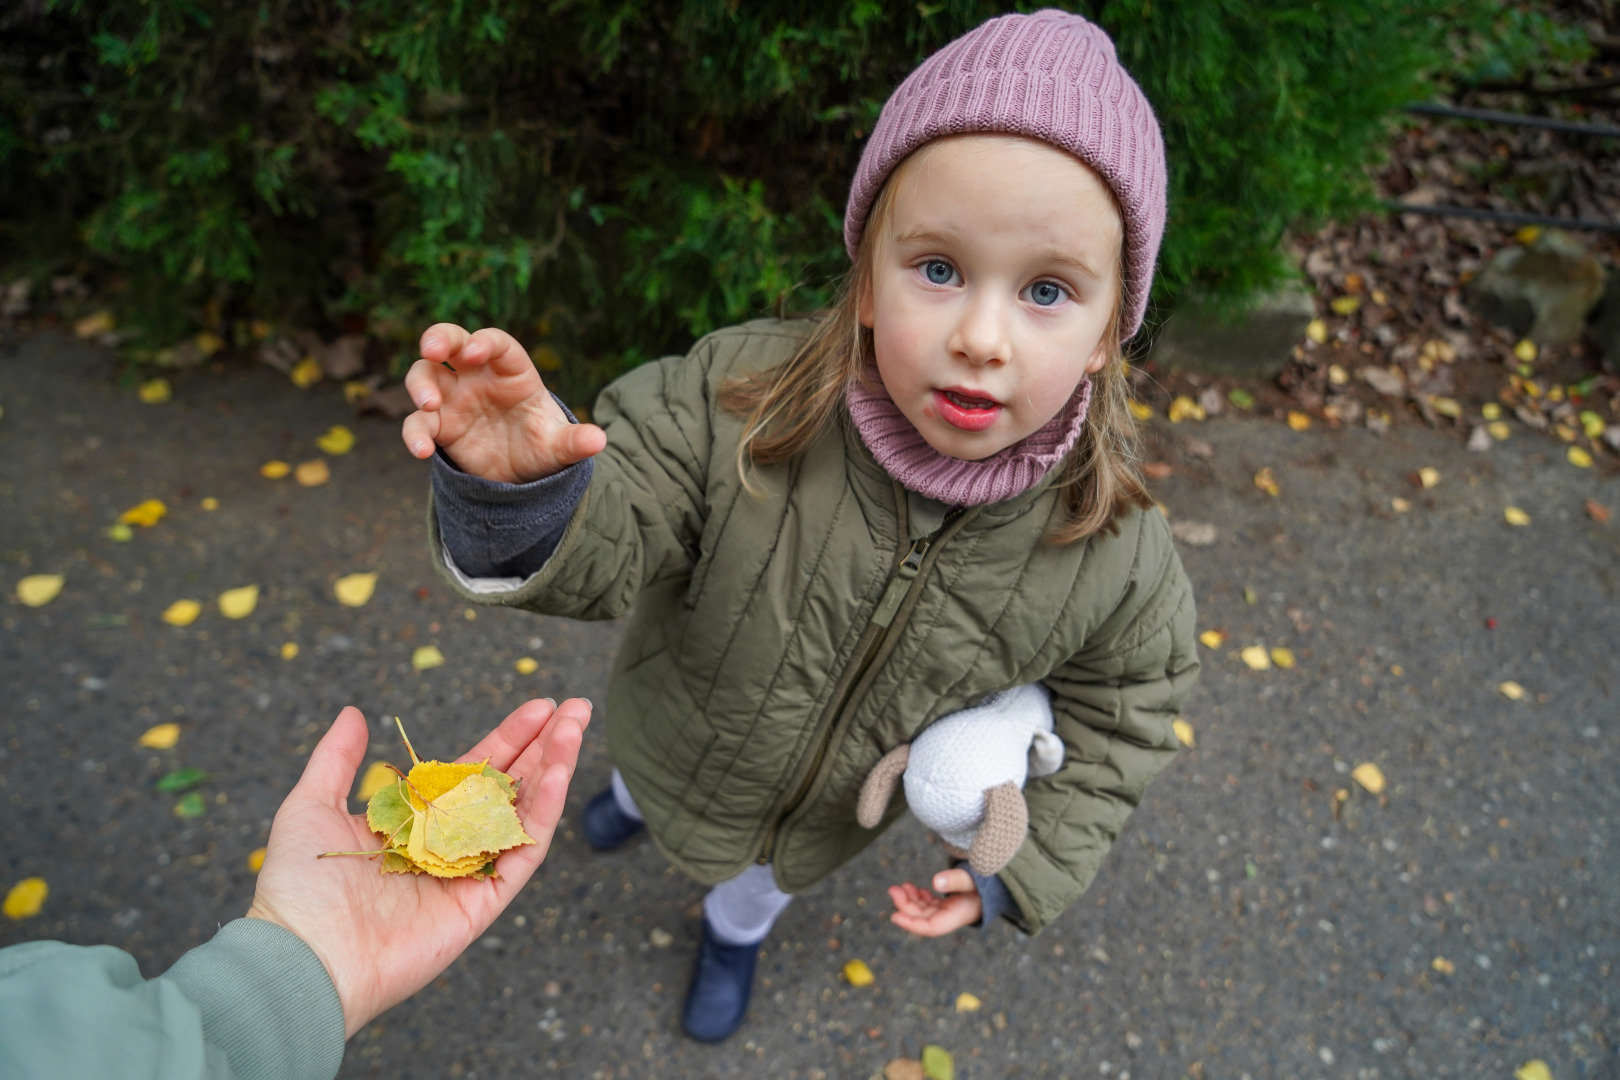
[2,330,1616,1080]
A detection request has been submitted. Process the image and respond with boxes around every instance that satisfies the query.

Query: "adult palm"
[245,698,589,1037]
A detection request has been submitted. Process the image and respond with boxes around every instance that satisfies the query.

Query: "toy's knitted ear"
[856,744,911,829]
[967,781,1028,876]
[1028,730,1064,778]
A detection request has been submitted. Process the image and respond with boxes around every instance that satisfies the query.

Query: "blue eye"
[923,260,955,285]
[1029,281,1065,307]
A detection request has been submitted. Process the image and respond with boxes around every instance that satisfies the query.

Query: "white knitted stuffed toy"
[856,683,1065,875]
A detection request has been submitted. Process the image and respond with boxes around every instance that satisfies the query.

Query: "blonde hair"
[718,161,1151,544]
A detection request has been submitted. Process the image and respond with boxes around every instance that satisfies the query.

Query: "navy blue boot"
[580,787,645,851]
[681,919,761,1043]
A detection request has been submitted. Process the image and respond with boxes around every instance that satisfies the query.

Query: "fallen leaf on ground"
[295,459,330,486]
[1499,681,1526,701]
[157,768,208,793]
[137,378,172,404]
[261,460,291,479]
[1515,1061,1552,1080]
[1306,319,1328,344]
[139,723,181,749]
[1198,630,1226,649]
[1580,410,1606,439]
[514,657,539,674]
[1482,402,1502,421]
[334,572,378,607]
[1391,498,1412,513]
[219,585,259,619]
[74,311,114,337]
[955,993,981,1013]
[1240,646,1271,671]
[290,356,322,388]
[1328,363,1348,385]
[281,642,299,660]
[1351,762,1386,794]
[1142,461,1174,479]
[162,599,202,627]
[885,1061,925,1080]
[1270,647,1296,669]
[1287,411,1311,431]
[921,1045,954,1080]
[1227,388,1255,410]
[843,959,874,987]
[1567,447,1592,468]
[200,497,219,510]
[1513,339,1538,363]
[16,574,64,607]
[356,761,397,801]
[1587,500,1611,524]
[1488,421,1512,441]
[649,928,673,947]
[1418,468,1440,488]
[105,523,134,541]
[1128,400,1153,421]
[1330,295,1360,315]
[247,848,267,873]
[174,792,206,819]
[412,645,445,671]
[3,877,48,920]
[119,499,167,527]
[316,425,356,455]
[321,718,534,878]
[1170,521,1217,546]
[1167,396,1206,423]
[1253,468,1280,496]
[1172,718,1196,748]
[1432,956,1456,975]
[1503,507,1531,526]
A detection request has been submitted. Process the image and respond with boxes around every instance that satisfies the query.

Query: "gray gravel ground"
[2,330,1616,1080]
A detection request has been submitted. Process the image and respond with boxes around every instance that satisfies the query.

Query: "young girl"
[402,10,1198,1043]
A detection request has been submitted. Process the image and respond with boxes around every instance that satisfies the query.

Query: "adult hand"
[401,324,606,484]
[245,697,590,1038]
[887,868,983,937]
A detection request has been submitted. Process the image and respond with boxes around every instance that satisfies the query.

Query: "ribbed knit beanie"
[844,9,1167,340]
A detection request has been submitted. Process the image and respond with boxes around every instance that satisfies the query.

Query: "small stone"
[1466,229,1606,344]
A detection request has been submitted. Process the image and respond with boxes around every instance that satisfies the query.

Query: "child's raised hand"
[402,324,606,484]
[887,868,983,937]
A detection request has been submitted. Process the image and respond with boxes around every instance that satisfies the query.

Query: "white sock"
[609,767,644,823]
[703,863,794,946]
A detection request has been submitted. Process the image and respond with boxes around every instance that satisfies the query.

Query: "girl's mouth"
[934,388,1002,432]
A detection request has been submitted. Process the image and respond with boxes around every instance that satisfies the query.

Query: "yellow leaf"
[195,331,224,358]
[247,847,267,873]
[137,378,173,404]
[1327,363,1348,385]
[249,319,271,340]
[1555,424,1578,444]
[1240,645,1272,671]
[921,1045,954,1080]
[1253,467,1280,497]
[294,459,330,487]
[842,959,875,987]
[261,460,291,479]
[74,311,115,338]
[1351,762,1386,794]
[514,657,539,675]
[290,356,323,388]
[1515,1060,1553,1080]
[1429,396,1462,419]
[162,599,202,627]
[1499,680,1526,701]
[1127,399,1154,421]
[16,574,64,607]
[1172,718,1196,748]
[1305,319,1328,344]
[357,761,397,801]
[1418,467,1440,488]
[1503,507,1530,527]
[1431,956,1456,975]
[1371,289,1388,305]
[1481,402,1502,421]
[218,585,259,619]
[1286,411,1311,431]
[1515,225,1542,245]
[412,645,445,671]
[1580,410,1606,439]
[1567,447,1593,468]
[955,992,981,1013]
[1391,497,1412,513]
[3,877,48,920]
[1167,396,1206,423]
[1198,629,1225,650]
[138,723,181,749]
[316,424,356,455]
[105,524,133,542]
[1329,295,1360,316]
[119,499,167,527]
[333,572,378,607]
[1269,647,1296,669]
[1487,421,1512,441]
[463,607,477,621]
[200,497,219,511]
[280,642,299,660]
[1513,339,1538,363]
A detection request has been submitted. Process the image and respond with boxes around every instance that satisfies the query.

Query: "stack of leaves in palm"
[326,719,535,879]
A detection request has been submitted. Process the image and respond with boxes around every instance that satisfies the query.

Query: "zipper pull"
[870,539,929,628]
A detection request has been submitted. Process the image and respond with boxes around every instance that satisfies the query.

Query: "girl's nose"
[950,293,1009,367]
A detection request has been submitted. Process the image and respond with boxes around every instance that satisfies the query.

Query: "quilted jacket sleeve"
[427,334,723,620]
[1003,510,1200,934]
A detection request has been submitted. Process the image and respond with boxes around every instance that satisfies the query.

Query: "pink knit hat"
[844,9,1167,340]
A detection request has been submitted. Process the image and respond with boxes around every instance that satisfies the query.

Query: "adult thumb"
[294,706,370,805]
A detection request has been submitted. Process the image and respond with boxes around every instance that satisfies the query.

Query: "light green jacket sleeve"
[0,918,345,1080]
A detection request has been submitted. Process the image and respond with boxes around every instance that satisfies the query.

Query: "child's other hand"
[887,868,982,937]
[402,324,606,484]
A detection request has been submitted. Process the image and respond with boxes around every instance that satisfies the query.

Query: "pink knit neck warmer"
[845,373,1091,506]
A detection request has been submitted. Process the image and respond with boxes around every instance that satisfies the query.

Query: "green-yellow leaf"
[921,1045,954,1080]
[174,792,207,819]
[16,574,63,608]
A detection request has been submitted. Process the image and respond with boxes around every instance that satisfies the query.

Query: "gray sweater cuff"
[430,393,592,579]
[164,918,346,1080]
[966,866,1019,931]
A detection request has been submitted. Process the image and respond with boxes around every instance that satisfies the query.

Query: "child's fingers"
[557,423,608,468]
[404,357,457,412]
[931,868,976,896]
[419,323,472,363]
[463,327,535,378]
[401,408,441,459]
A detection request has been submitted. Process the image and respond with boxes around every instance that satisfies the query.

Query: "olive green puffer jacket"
[430,319,1199,934]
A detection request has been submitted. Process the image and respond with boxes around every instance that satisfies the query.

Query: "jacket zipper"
[758,505,966,864]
